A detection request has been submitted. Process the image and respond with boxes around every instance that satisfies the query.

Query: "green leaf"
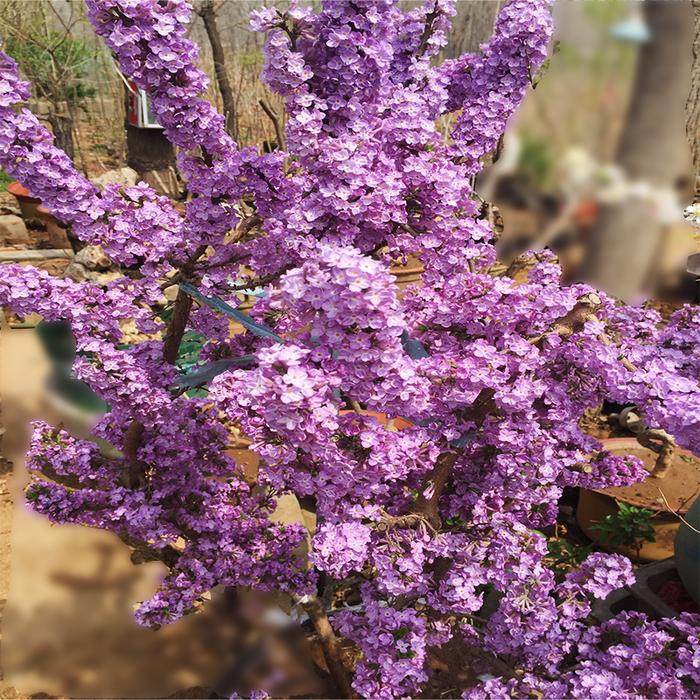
[175,330,207,371]
[396,651,416,659]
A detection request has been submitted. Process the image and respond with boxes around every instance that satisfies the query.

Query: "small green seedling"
[591,501,656,561]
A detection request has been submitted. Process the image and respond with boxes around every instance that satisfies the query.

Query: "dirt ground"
[0,326,229,699]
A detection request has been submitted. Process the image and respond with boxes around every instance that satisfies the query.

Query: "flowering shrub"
[1,0,699,697]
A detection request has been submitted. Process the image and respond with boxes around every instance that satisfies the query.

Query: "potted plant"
[0,2,698,697]
[578,430,700,561]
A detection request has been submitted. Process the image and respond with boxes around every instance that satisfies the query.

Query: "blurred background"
[1,0,697,301]
[0,0,698,697]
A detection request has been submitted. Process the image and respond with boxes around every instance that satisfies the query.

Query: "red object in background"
[125,81,162,129]
[656,577,699,614]
[7,180,42,221]
[6,180,36,200]
[572,199,600,228]
[125,81,140,127]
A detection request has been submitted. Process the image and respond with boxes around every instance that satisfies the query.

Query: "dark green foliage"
[5,33,96,108]
[592,501,656,559]
[546,536,592,581]
[0,170,12,192]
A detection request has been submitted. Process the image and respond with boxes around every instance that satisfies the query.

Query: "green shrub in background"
[0,170,12,193]
[5,33,96,109]
[591,501,657,561]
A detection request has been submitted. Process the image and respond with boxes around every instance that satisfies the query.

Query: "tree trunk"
[124,86,179,198]
[576,1,693,301]
[446,0,501,58]
[687,0,700,201]
[48,112,74,161]
[199,0,238,141]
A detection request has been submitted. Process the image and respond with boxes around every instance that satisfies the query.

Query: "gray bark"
[446,1,501,58]
[198,0,238,141]
[576,0,694,301]
[48,112,74,162]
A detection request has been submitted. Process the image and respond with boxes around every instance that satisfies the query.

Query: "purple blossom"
[0,1,698,697]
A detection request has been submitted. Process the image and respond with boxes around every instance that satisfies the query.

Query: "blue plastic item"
[611,18,651,44]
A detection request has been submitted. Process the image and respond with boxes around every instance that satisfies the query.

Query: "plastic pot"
[591,558,688,622]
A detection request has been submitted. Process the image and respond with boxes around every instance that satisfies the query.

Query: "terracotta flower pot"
[225,429,261,485]
[390,255,424,292]
[226,409,412,486]
[7,180,42,222]
[37,205,72,249]
[577,437,700,562]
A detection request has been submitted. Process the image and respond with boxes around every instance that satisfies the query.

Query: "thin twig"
[258,98,285,151]
[654,486,700,534]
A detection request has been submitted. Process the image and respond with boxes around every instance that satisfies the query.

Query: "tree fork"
[411,293,605,529]
[411,387,496,529]
[122,244,204,486]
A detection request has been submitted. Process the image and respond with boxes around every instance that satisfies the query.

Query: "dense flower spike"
[86,0,289,244]
[0,0,698,696]
[445,0,553,171]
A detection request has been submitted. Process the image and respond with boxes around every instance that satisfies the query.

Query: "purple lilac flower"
[0,0,698,696]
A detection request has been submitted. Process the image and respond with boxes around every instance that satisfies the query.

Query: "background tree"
[686,0,700,202]
[196,0,238,141]
[0,0,95,163]
[446,0,502,58]
[576,0,694,300]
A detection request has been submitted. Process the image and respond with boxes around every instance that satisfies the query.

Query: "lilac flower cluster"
[336,591,432,698]
[0,0,699,696]
[446,0,553,172]
[471,612,700,699]
[273,243,431,412]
